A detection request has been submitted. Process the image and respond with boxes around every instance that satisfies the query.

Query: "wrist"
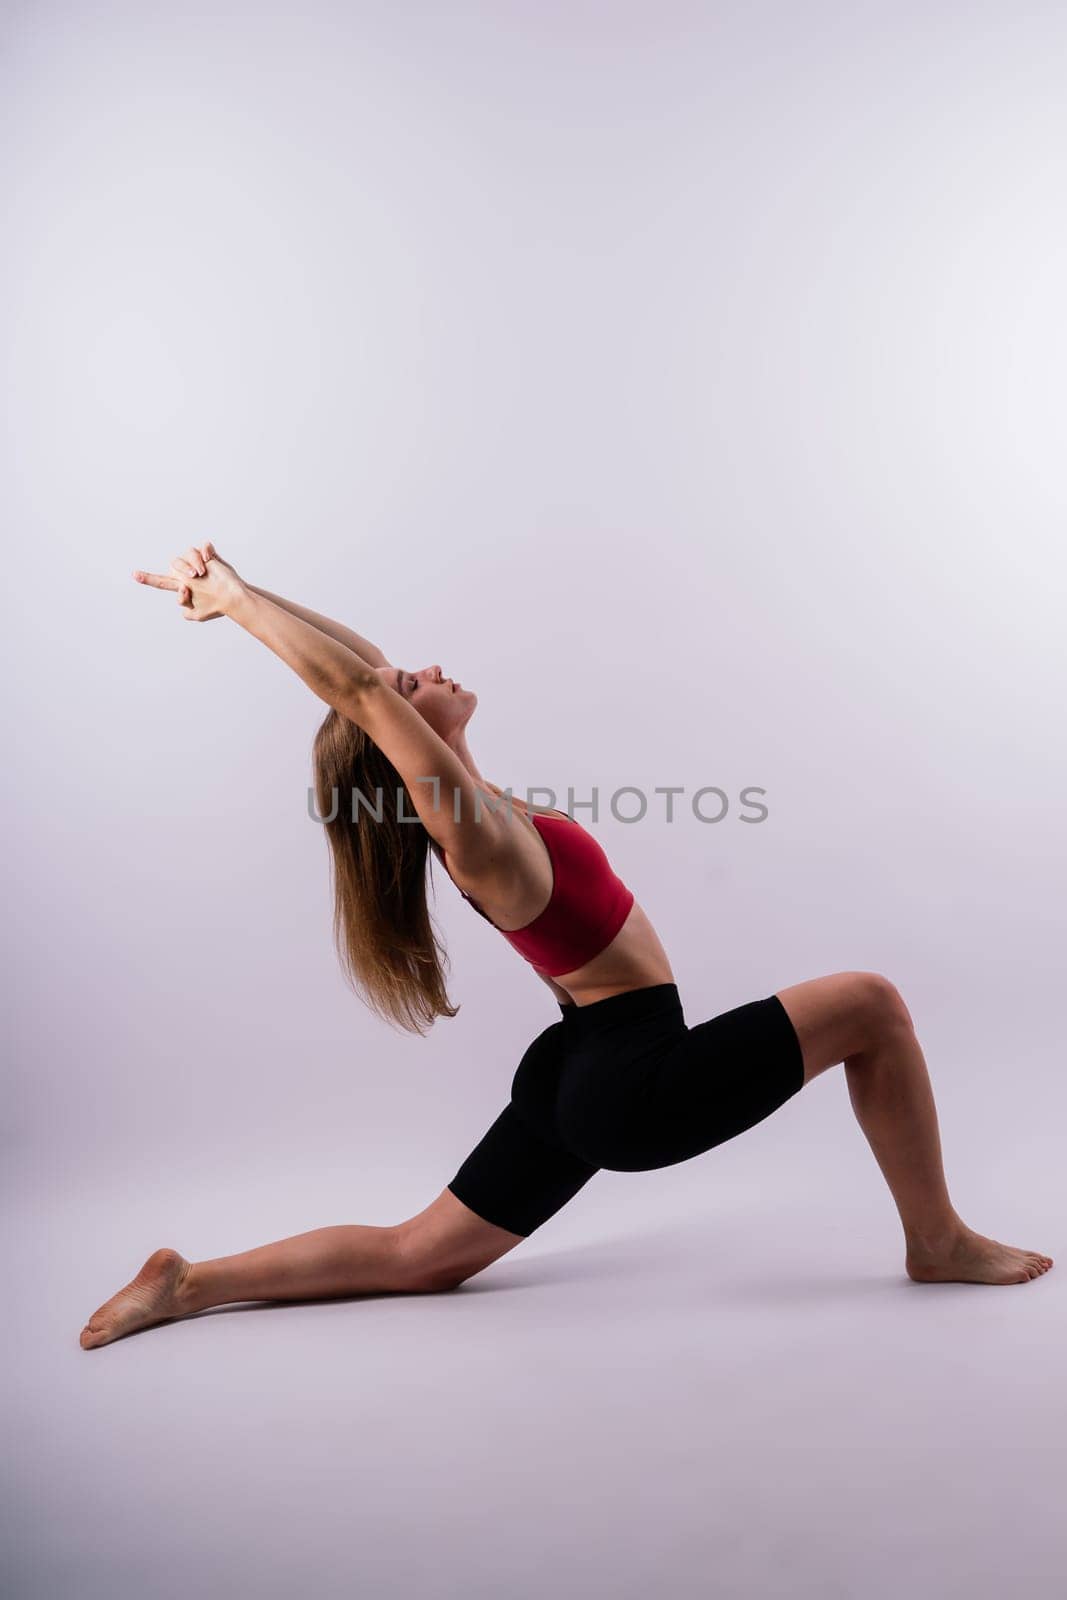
[224,580,256,624]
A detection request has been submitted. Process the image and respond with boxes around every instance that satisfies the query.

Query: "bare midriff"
[540,897,677,1008]
[452,786,677,1008]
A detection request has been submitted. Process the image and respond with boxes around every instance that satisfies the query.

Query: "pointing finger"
[132,570,181,591]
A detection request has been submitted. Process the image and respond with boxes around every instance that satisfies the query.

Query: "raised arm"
[135,545,396,671]
[133,542,507,874]
[228,586,380,713]
[134,546,379,715]
[244,585,394,671]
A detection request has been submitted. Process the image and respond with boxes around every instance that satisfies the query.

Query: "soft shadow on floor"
[461,1216,907,1302]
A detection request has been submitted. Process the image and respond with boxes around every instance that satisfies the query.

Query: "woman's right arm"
[224,582,380,716]
[136,545,394,671]
[244,586,394,671]
[137,547,380,717]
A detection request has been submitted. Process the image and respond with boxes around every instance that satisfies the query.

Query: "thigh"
[396,1097,599,1290]
[396,1017,603,1288]
[773,970,907,1085]
[560,992,807,1172]
[445,1100,599,1240]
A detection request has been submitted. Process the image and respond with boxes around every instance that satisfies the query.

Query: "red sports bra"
[438,807,635,977]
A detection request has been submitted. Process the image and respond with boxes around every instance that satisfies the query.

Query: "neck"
[447,728,491,790]
[444,730,518,814]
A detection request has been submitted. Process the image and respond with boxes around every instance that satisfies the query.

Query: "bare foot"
[906,1224,1054,1286]
[80,1246,192,1349]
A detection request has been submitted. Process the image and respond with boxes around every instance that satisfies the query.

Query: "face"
[372,662,477,739]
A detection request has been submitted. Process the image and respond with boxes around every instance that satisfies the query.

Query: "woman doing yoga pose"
[80,543,1051,1348]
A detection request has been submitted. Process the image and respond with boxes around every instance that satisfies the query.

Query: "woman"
[80,542,1051,1349]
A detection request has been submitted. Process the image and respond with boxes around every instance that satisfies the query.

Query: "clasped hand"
[132,540,246,621]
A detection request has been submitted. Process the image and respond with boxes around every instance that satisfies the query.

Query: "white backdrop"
[5,3,1066,1597]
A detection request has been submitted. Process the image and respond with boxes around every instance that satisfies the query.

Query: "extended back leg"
[79,1188,526,1349]
[394,1188,527,1292]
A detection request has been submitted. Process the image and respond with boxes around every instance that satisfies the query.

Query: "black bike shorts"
[447,981,805,1237]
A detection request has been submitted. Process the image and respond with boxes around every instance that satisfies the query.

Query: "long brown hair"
[312,707,459,1035]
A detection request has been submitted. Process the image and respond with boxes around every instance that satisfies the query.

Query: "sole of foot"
[80,1246,192,1349]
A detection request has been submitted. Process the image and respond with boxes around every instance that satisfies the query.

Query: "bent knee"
[392,1199,522,1293]
[391,1228,466,1294]
[850,970,915,1039]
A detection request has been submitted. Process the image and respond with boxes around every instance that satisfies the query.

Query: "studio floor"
[8,1109,1065,1600]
